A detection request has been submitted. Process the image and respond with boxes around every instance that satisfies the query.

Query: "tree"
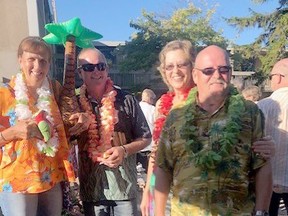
[115,2,228,73]
[227,0,288,82]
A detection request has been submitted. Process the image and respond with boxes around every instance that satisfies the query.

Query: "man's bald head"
[195,45,230,68]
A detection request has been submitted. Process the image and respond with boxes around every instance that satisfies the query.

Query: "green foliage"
[115,2,228,73]
[226,0,288,81]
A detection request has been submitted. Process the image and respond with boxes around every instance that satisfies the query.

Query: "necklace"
[153,89,190,143]
[14,73,59,157]
[150,90,190,161]
[79,78,118,162]
[152,92,175,143]
[181,86,245,171]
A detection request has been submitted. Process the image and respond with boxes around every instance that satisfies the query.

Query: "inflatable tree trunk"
[60,35,80,130]
[43,17,103,138]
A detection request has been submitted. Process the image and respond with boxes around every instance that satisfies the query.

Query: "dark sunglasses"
[78,63,107,72]
[195,66,231,76]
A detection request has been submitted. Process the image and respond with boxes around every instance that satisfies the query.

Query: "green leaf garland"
[181,86,245,170]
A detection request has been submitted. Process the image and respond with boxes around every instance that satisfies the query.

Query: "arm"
[254,161,272,211]
[99,136,150,168]
[141,145,157,216]
[141,99,162,215]
[252,103,273,211]
[0,120,42,147]
[124,137,151,155]
[68,112,91,136]
[154,165,172,216]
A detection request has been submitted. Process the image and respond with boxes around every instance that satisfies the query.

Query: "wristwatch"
[254,210,269,216]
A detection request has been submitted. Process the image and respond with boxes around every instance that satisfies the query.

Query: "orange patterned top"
[0,77,75,193]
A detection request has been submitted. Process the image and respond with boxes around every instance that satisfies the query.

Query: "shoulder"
[0,82,10,92]
[155,98,161,110]
[243,98,259,110]
[257,96,276,111]
[155,91,174,111]
[115,87,133,99]
[237,97,263,118]
[50,79,63,102]
[0,81,14,96]
[165,105,186,127]
[114,87,139,108]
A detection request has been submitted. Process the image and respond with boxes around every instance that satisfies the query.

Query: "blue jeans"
[83,199,137,216]
[0,183,62,216]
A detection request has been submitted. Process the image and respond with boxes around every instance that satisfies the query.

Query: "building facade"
[0,0,53,82]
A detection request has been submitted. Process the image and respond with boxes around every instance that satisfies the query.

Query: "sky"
[55,0,279,45]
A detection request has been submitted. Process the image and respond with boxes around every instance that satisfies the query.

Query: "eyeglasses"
[195,66,231,76]
[269,73,285,80]
[165,62,191,71]
[78,63,107,72]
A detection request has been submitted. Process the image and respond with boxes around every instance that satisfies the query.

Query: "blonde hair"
[18,36,52,63]
[158,40,196,90]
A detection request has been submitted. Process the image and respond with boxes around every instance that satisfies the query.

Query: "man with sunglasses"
[154,45,272,216]
[257,58,288,216]
[76,48,151,216]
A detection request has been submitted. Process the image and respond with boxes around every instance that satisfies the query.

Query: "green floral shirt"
[156,96,266,216]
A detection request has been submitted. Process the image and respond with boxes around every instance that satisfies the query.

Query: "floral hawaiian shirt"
[0,78,74,193]
[156,95,267,216]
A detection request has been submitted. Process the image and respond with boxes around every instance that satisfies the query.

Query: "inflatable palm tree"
[43,17,102,132]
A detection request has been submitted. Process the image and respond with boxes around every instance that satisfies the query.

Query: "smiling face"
[193,45,231,101]
[164,49,193,93]
[78,48,109,99]
[19,51,50,88]
[17,37,51,89]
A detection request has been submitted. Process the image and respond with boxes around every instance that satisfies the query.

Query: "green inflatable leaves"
[43,17,103,48]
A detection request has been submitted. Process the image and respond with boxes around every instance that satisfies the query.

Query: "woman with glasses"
[140,40,275,216]
[0,36,89,216]
[140,40,196,216]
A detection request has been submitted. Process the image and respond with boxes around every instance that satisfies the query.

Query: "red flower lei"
[151,89,190,155]
[152,92,175,142]
[79,78,118,162]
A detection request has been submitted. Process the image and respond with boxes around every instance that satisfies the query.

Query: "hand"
[140,187,150,216]
[252,135,275,160]
[13,120,42,140]
[98,146,125,168]
[68,113,91,136]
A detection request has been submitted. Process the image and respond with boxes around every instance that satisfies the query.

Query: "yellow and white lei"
[14,73,59,157]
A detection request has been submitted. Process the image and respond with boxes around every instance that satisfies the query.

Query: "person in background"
[140,40,275,216]
[154,45,272,216]
[242,85,262,103]
[0,36,89,216]
[76,48,151,216]
[257,58,288,216]
[138,88,156,173]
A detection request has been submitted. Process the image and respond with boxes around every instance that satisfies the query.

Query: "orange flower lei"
[79,78,118,162]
